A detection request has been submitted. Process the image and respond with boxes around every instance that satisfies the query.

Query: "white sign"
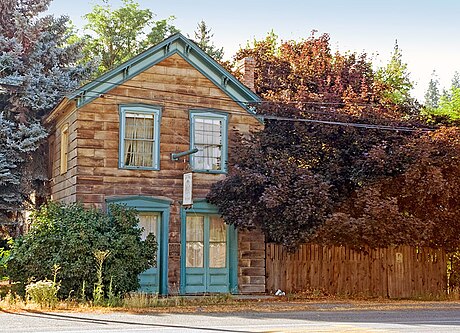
[183,172,193,206]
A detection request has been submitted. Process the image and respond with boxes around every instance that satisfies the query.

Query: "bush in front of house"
[0,240,11,280]
[7,202,157,299]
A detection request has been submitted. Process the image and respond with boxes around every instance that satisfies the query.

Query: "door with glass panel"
[185,215,229,293]
[138,212,161,293]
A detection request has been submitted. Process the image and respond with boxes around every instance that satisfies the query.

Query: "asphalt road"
[1,307,460,333]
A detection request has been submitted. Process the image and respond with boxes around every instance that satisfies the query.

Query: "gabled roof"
[66,33,260,113]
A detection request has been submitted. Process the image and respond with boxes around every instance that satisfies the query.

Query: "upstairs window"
[60,124,69,175]
[119,105,161,170]
[190,111,228,173]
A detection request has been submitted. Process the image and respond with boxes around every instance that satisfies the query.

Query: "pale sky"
[46,0,460,102]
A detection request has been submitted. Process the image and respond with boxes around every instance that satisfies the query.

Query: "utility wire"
[80,89,434,133]
[259,115,432,132]
[4,75,435,132]
[3,75,398,108]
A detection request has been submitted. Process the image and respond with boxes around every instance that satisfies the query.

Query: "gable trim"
[68,33,260,114]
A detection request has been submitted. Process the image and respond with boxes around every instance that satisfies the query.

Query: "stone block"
[239,284,265,294]
[241,267,265,277]
[238,259,251,268]
[249,259,265,268]
[250,240,266,251]
[250,276,266,285]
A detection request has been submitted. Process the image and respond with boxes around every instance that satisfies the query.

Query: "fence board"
[266,243,447,298]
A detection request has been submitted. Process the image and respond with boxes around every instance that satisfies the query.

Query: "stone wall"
[238,229,266,293]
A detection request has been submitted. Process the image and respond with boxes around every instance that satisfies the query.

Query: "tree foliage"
[192,20,224,61]
[7,202,157,298]
[82,0,179,75]
[0,0,92,225]
[209,32,460,251]
[316,126,460,251]
[209,103,415,249]
[424,70,440,110]
[424,71,460,122]
[437,86,460,120]
[375,41,415,112]
[0,114,47,218]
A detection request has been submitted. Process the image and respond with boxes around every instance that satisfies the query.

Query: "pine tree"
[0,0,93,230]
[375,41,414,108]
[193,20,224,61]
[451,71,460,89]
[424,70,440,109]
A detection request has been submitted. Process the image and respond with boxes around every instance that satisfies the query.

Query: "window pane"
[138,213,159,268]
[123,112,155,167]
[209,243,226,268]
[138,213,159,240]
[186,216,204,267]
[209,217,226,268]
[186,216,204,241]
[60,125,69,174]
[210,216,226,242]
[193,117,223,170]
[186,242,204,268]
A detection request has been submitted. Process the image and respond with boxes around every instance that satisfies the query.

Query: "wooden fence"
[266,243,447,298]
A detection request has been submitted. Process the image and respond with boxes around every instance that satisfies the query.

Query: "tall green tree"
[0,0,92,229]
[451,71,460,89]
[425,71,460,122]
[83,0,178,75]
[375,41,415,113]
[424,70,440,109]
[437,86,460,120]
[192,20,224,61]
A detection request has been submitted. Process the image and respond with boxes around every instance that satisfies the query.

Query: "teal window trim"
[106,196,171,295]
[180,199,238,294]
[119,104,162,170]
[189,110,228,174]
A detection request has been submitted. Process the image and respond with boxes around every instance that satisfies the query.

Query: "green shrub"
[26,280,59,308]
[7,202,157,299]
[0,247,10,279]
[448,251,460,292]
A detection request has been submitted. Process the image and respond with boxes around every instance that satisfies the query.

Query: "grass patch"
[0,289,239,312]
[121,292,235,309]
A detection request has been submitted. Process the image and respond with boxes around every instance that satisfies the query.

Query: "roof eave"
[66,33,261,114]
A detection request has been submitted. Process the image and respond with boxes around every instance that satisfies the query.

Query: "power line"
[5,75,396,108]
[259,115,432,132]
[81,89,434,132]
[4,74,435,132]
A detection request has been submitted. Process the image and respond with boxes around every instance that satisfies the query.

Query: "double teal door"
[183,214,233,293]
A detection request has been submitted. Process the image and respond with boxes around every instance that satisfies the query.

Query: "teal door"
[138,212,161,293]
[184,215,230,293]
[106,196,171,295]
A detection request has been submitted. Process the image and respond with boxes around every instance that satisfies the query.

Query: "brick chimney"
[237,57,256,93]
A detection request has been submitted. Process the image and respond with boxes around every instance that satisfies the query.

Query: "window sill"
[119,166,160,171]
[191,169,227,174]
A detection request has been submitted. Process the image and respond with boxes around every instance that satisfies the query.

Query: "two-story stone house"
[44,33,266,295]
